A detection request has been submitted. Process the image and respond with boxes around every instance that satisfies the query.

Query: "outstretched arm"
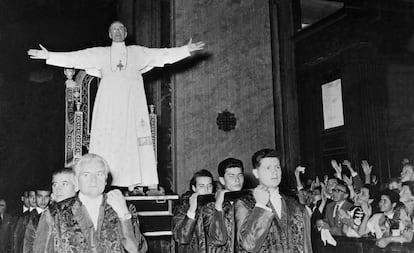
[140,38,206,73]
[187,38,205,54]
[27,44,49,59]
[27,44,103,71]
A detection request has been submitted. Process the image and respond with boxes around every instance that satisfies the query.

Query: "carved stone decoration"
[149,105,157,158]
[64,68,76,164]
[216,110,237,132]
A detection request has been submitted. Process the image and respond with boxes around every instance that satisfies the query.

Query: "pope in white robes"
[28,21,205,187]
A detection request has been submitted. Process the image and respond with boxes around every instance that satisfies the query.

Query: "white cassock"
[46,42,191,187]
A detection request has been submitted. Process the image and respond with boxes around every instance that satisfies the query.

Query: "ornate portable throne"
[63,68,157,165]
[63,69,177,253]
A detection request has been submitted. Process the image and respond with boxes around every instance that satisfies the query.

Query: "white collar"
[335,200,346,209]
[268,187,281,198]
[111,41,126,48]
[78,193,103,230]
[79,192,103,207]
[35,207,45,214]
[384,211,394,219]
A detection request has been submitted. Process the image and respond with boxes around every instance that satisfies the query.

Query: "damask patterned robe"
[235,193,312,253]
[23,209,42,253]
[12,210,31,253]
[207,201,237,253]
[33,195,147,253]
[172,191,214,253]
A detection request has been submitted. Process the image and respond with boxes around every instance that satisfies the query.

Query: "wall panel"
[172,0,275,193]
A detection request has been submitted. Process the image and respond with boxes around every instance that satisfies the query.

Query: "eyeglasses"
[332,188,347,194]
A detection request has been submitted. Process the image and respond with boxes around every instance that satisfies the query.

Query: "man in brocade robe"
[207,158,245,253]
[23,188,51,253]
[172,169,215,253]
[44,153,147,253]
[33,168,78,253]
[235,149,312,253]
[27,21,205,189]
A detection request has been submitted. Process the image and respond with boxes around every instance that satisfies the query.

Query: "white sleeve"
[46,47,105,70]
[139,45,191,73]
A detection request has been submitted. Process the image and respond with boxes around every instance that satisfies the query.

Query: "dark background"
[0,0,117,213]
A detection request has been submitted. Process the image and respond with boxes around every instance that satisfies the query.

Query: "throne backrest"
[64,69,157,165]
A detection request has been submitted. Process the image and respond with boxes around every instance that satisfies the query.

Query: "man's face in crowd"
[401,165,414,182]
[332,184,348,202]
[327,178,338,195]
[311,189,322,202]
[297,189,310,205]
[0,200,6,214]
[220,167,244,192]
[254,157,282,189]
[399,185,414,203]
[356,187,370,204]
[109,22,127,42]
[379,195,395,213]
[36,190,51,209]
[192,176,213,195]
[77,160,107,198]
[52,173,77,202]
[22,192,30,208]
[28,191,37,207]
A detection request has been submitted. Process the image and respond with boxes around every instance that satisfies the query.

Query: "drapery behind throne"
[63,69,157,166]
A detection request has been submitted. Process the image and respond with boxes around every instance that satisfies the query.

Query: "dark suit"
[324,200,353,236]
[0,213,15,253]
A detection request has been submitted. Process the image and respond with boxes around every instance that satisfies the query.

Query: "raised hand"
[27,44,49,59]
[343,160,355,174]
[214,189,229,211]
[315,176,321,187]
[331,160,342,177]
[324,175,329,185]
[107,189,130,218]
[372,175,378,185]
[361,160,372,176]
[343,174,353,187]
[187,38,205,53]
[360,201,372,217]
[188,192,198,213]
[253,185,270,206]
[295,166,305,177]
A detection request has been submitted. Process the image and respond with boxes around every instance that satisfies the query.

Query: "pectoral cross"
[117,60,124,71]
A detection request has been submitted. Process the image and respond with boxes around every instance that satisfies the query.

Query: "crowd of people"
[296,158,414,251]
[172,148,312,253]
[0,153,147,253]
[170,152,414,252]
[1,150,413,253]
